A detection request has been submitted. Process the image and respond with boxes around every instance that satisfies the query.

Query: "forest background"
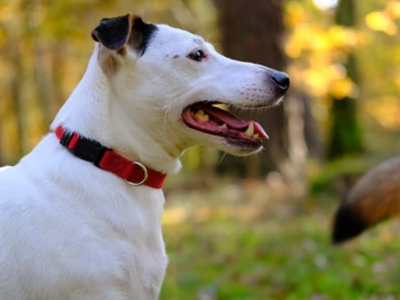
[1,0,400,299]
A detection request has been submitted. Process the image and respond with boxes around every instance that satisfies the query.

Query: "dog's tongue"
[185,104,269,139]
[202,105,268,138]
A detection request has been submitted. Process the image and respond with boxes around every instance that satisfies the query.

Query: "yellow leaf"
[386,1,400,19]
[329,78,356,99]
[285,1,308,27]
[365,11,397,35]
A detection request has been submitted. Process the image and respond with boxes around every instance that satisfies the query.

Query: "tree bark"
[9,40,25,158]
[327,0,363,159]
[215,0,302,178]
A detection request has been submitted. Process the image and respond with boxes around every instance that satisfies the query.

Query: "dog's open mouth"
[182,102,268,146]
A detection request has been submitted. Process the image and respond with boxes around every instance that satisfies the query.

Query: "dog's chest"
[73,189,168,297]
[39,233,168,300]
[32,204,168,299]
[71,191,168,297]
[86,236,168,298]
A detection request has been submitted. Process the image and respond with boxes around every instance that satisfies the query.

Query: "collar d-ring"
[125,161,148,186]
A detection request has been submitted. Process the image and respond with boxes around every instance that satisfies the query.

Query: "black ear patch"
[91,14,132,51]
[127,16,158,56]
[91,14,158,55]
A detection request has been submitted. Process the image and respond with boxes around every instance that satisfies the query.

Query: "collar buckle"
[59,130,109,166]
[125,162,148,186]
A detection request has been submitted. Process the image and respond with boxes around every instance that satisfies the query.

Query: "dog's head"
[91,14,289,159]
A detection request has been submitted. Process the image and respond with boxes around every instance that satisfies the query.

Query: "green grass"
[160,182,400,300]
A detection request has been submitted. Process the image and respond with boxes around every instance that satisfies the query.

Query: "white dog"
[0,13,289,300]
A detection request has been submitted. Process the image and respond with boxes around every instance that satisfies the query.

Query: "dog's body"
[0,14,289,300]
[0,140,167,300]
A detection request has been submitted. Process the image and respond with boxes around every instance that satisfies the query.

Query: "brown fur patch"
[98,46,121,75]
[116,46,127,56]
[127,30,143,49]
[126,14,139,48]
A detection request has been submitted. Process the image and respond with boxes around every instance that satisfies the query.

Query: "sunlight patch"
[313,0,338,10]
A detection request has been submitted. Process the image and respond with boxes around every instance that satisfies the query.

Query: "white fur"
[0,22,285,300]
[0,166,11,172]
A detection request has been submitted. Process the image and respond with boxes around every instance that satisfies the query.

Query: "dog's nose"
[271,71,290,92]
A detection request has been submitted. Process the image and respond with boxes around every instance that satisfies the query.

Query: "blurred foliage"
[1,0,400,166]
[3,1,400,298]
[161,181,400,300]
[286,0,400,138]
[1,0,400,165]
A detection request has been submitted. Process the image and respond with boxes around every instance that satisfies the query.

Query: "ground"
[160,177,400,300]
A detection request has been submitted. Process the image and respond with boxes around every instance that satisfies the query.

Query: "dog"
[0,13,289,300]
[332,155,400,244]
[0,166,11,172]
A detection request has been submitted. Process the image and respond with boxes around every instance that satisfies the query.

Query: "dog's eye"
[188,50,205,62]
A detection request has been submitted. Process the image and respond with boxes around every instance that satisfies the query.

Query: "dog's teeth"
[253,133,260,140]
[220,123,229,133]
[244,122,254,137]
[198,114,209,122]
[195,110,209,122]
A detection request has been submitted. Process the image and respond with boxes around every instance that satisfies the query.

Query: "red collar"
[54,126,166,189]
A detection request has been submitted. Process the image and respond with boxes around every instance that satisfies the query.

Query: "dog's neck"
[51,47,183,174]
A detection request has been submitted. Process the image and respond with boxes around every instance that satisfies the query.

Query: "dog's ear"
[91,14,157,55]
[91,14,132,51]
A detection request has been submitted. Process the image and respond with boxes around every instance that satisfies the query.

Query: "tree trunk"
[327,0,363,159]
[9,43,25,158]
[302,92,320,158]
[215,0,306,180]
[33,40,52,132]
[51,42,67,114]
